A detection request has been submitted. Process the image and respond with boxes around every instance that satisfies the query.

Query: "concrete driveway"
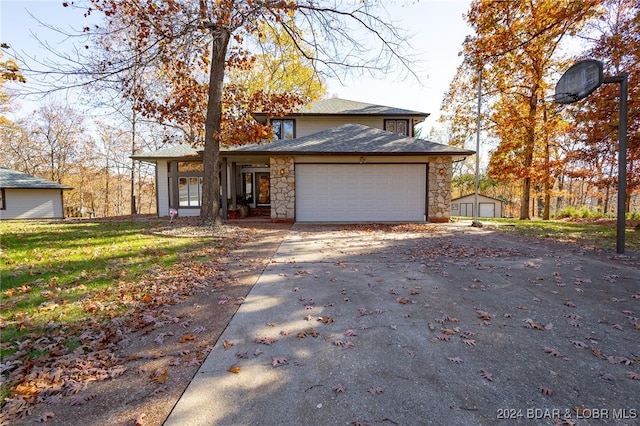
[164,223,640,426]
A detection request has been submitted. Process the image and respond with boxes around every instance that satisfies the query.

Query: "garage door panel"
[296,164,426,222]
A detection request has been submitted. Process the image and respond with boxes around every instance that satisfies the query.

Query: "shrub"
[557,206,604,219]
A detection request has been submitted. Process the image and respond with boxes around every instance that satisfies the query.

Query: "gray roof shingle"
[0,168,72,189]
[254,98,429,118]
[130,144,200,161]
[225,124,474,156]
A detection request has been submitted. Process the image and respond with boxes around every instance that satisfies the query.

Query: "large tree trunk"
[520,88,539,220]
[200,28,231,226]
[543,105,550,220]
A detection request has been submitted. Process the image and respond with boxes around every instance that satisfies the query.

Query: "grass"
[471,217,640,252]
[0,219,225,361]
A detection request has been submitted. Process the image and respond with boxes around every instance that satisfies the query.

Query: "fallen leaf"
[317,316,334,324]
[180,334,196,343]
[254,336,278,345]
[447,356,463,364]
[479,370,493,381]
[272,356,288,368]
[538,386,553,396]
[524,319,545,330]
[626,372,640,380]
[132,413,146,426]
[333,383,346,393]
[543,347,564,358]
[600,373,616,381]
[462,339,476,346]
[476,310,492,321]
[344,329,358,337]
[368,386,384,394]
[150,368,168,384]
[38,411,55,422]
[571,340,588,349]
[227,365,241,374]
[296,331,307,339]
[69,393,96,406]
[223,340,234,349]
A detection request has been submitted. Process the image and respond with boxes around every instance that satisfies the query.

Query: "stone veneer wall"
[428,157,453,222]
[270,157,295,221]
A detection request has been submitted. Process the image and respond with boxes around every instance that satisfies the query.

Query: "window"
[178,162,204,172]
[178,176,203,207]
[272,119,295,140]
[168,161,204,208]
[384,119,410,136]
[0,188,5,210]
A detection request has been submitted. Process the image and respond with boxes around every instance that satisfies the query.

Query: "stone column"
[270,157,295,222]
[428,157,452,223]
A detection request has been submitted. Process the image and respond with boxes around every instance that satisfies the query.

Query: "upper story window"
[384,119,410,136]
[272,119,295,140]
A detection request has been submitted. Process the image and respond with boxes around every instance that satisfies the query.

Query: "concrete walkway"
[165,223,640,426]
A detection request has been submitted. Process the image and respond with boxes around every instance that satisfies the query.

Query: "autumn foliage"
[442,0,639,219]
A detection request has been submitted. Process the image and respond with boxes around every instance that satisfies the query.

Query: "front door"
[256,173,270,206]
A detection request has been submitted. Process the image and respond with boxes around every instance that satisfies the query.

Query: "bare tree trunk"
[200,27,230,226]
[130,107,137,215]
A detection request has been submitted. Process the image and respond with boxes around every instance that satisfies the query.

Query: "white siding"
[155,160,203,217]
[451,194,503,218]
[296,164,426,222]
[156,160,170,217]
[0,189,64,219]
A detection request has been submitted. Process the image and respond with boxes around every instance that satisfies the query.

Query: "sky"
[1,0,473,131]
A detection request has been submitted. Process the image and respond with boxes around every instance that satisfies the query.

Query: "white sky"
[1,0,473,130]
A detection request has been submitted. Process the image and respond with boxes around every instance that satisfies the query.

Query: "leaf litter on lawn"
[1,219,292,426]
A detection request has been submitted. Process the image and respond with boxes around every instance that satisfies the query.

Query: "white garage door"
[296,164,427,222]
[479,203,495,218]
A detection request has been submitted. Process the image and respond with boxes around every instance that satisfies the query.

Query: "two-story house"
[132,98,474,223]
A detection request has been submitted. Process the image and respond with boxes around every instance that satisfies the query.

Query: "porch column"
[270,157,295,222]
[221,157,228,219]
[428,157,452,223]
[230,162,237,209]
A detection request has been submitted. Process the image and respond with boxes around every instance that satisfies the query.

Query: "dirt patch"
[5,220,291,426]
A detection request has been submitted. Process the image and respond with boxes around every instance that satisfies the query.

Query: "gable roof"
[452,193,505,203]
[131,144,200,161]
[224,124,474,157]
[0,167,72,190]
[253,98,429,121]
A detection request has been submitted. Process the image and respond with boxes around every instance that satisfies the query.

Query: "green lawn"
[0,219,226,361]
[470,217,640,252]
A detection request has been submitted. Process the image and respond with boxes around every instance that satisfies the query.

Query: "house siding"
[0,189,64,219]
[296,117,383,137]
[156,160,170,217]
